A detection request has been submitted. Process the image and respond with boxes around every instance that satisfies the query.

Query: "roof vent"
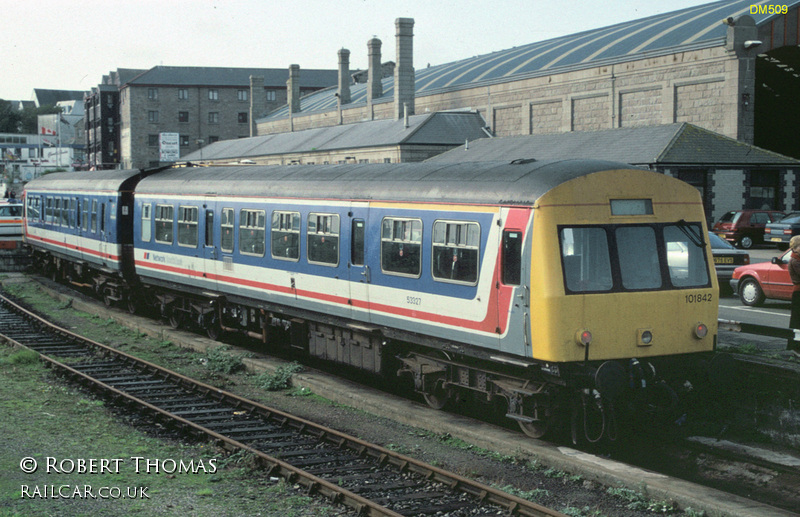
[510,158,537,165]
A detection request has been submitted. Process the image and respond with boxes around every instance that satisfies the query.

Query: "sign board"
[159,133,180,162]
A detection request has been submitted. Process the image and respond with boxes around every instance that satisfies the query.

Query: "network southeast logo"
[143,252,183,266]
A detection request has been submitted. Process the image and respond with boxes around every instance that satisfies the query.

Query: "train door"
[348,202,371,322]
[201,202,220,292]
[99,199,110,268]
[496,211,532,356]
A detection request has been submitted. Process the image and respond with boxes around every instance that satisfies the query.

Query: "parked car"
[764,212,800,250]
[0,199,23,236]
[712,209,785,249]
[730,250,792,306]
[708,231,749,282]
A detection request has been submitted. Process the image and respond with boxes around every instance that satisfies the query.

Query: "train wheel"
[103,293,113,308]
[518,420,549,439]
[168,310,183,329]
[206,320,223,341]
[423,382,450,410]
[126,296,139,315]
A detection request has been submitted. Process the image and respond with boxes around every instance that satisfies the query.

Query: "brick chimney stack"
[337,48,351,106]
[249,75,265,137]
[367,37,382,107]
[393,18,414,120]
[287,64,301,114]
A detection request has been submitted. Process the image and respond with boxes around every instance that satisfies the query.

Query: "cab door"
[347,202,371,322]
[496,209,532,356]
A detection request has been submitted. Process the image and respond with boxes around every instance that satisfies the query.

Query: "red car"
[713,209,785,249]
[731,250,793,306]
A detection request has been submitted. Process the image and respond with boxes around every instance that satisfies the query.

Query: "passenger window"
[432,221,480,284]
[82,199,89,231]
[178,206,199,247]
[271,211,300,260]
[307,213,339,266]
[220,208,234,252]
[154,204,174,244]
[141,203,151,242]
[560,227,612,292]
[239,209,266,256]
[381,217,422,277]
[351,219,365,266]
[61,198,69,226]
[205,210,214,247]
[615,226,661,290]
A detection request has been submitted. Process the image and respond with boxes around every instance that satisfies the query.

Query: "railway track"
[0,292,567,517]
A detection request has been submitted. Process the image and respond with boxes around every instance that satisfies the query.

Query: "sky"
[2,0,712,102]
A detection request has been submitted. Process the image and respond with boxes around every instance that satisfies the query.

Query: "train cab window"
[432,221,480,284]
[502,230,522,286]
[178,206,199,247]
[141,203,152,242]
[307,213,339,266]
[154,204,174,244]
[82,199,89,231]
[351,219,365,266]
[220,208,234,252]
[239,209,266,256]
[271,211,300,260]
[664,224,709,287]
[381,217,422,277]
[615,226,662,290]
[560,228,613,292]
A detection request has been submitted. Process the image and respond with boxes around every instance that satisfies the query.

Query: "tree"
[19,105,62,134]
[0,99,22,133]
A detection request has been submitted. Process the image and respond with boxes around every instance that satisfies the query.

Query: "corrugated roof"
[425,123,800,166]
[181,111,488,161]
[126,65,338,88]
[264,0,800,120]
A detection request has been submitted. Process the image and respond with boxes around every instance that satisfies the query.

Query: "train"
[21,159,722,442]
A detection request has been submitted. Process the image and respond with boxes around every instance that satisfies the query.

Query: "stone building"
[426,123,800,224]
[256,1,800,162]
[181,111,490,165]
[86,66,338,169]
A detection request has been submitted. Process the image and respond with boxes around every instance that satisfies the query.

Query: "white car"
[0,200,23,236]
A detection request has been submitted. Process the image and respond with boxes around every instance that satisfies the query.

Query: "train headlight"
[694,323,709,339]
[576,329,592,347]
[636,328,654,347]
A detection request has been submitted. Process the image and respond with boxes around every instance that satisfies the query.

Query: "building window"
[238,112,248,124]
[178,111,189,123]
[178,89,188,100]
[180,135,189,146]
[208,136,219,144]
[238,89,248,101]
[148,134,159,146]
[208,112,219,124]
[208,89,219,101]
[266,90,276,101]
[148,88,158,100]
[148,111,159,123]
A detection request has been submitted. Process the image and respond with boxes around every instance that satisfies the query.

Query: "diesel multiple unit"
[23,160,720,441]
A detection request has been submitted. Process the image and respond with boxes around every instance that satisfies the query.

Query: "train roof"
[138,159,648,206]
[24,168,149,193]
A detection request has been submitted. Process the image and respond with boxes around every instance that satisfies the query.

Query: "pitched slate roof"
[181,111,489,162]
[263,0,800,121]
[425,123,800,166]
[32,89,88,107]
[125,65,338,89]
